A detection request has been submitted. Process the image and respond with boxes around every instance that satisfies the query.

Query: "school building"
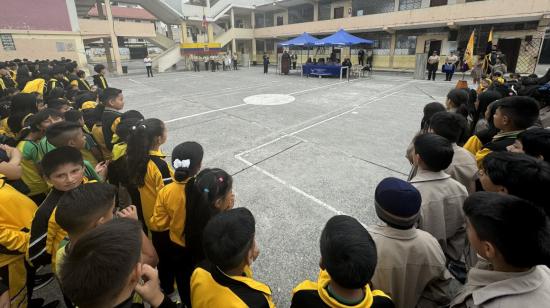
[1,0,549,74]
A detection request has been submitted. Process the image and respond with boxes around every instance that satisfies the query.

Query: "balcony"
[78,18,156,39]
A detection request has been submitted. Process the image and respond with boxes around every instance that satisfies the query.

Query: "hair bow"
[173,159,190,169]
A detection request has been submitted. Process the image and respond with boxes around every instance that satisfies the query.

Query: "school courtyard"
[44,68,452,307]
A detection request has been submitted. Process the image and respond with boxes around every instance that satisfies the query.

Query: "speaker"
[448,30,458,41]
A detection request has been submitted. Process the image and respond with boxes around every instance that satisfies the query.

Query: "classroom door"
[334,7,344,19]
[497,38,521,73]
[425,40,442,56]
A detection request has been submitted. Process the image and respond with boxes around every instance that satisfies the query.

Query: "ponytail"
[126,118,165,187]
[171,142,204,182]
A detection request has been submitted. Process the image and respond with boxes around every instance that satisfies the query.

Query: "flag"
[482,28,494,74]
[464,30,475,70]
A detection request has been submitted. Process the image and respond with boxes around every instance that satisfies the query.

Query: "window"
[430,0,448,6]
[333,7,344,19]
[365,0,395,15]
[288,4,314,24]
[318,0,331,20]
[396,35,417,55]
[399,0,422,11]
[276,16,284,26]
[352,0,367,16]
[0,34,15,51]
[265,12,274,27]
[255,13,265,28]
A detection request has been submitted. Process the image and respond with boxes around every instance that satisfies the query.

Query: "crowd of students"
[190,54,239,73]
[0,56,550,308]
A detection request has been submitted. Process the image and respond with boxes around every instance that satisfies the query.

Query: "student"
[475,96,540,165]
[150,141,204,306]
[479,151,550,215]
[184,168,234,266]
[65,109,103,166]
[26,147,91,298]
[471,90,502,134]
[409,133,469,278]
[405,102,446,165]
[429,112,478,193]
[45,65,65,98]
[463,100,502,156]
[75,70,91,91]
[451,192,550,307]
[445,89,469,122]
[0,173,38,308]
[6,93,40,139]
[46,98,72,114]
[59,218,176,308]
[191,207,274,307]
[507,128,550,163]
[92,64,108,89]
[55,183,157,277]
[92,87,124,159]
[45,121,105,181]
[369,177,451,308]
[16,109,62,204]
[144,54,153,78]
[126,118,178,301]
[292,215,394,308]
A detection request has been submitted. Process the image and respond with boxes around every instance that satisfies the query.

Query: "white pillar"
[104,0,123,75]
[251,11,255,29]
[232,38,237,54]
[394,0,400,11]
[231,8,235,29]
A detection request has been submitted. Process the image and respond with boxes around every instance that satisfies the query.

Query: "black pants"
[168,243,194,307]
[151,231,176,295]
[233,61,238,70]
[292,62,296,70]
[446,72,454,81]
[359,58,364,66]
[146,66,153,77]
[428,69,437,80]
[193,62,200,72]
[205,62,209,70]
[264,64,268,74]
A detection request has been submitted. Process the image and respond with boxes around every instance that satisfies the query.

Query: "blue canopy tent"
[277,32,319,73]
[314,29,373,64]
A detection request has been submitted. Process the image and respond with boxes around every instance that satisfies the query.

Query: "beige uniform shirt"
[445,144,478,194]
[369,225,452,308]
[451,261,550,308]
[410,169,468,263]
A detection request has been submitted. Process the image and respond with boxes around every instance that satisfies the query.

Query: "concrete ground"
[37,67,456,307]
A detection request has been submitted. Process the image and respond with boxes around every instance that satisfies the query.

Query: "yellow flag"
[464,30,475,69]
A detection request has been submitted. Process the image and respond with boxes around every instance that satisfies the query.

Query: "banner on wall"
[181,43,222,55]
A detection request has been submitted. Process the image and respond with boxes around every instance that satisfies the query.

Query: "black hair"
[46,98,71,111]
[517,129,550,163]
[56,183,117,235]
[203,208,255,271]
[76,70,86,78]
[172,142,204,182]
[93,64,106,74]
[446,89,469,118]
[8,93,39,134]
[75,91,98,109]
[463,192,550,268]
[45,121,83,148]
[414,133,454,171]
[473,90,502,131]
[126,118,165,187]
[95,87,122,120]
[420,102,446,131]
[47,87,66,100]
[59,218,142,308]
[15,65,31,90]
[184,168,233,263]
[320,215,377,289]
[115,110,145,143]
[429,111,468,143]
[41,146,84,177]
[496,96,540,130]
[64,109,83,123]
[482,152,550,215]
[52,65,66,76]
[18,108,62,141]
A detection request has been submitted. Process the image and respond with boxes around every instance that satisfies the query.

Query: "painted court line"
[164,103,248,123]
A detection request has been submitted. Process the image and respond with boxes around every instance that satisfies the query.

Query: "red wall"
[0,0,72,31]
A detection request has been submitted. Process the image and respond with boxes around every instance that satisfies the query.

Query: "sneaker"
[33,273,54,291]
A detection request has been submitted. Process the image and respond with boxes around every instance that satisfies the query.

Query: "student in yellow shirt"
[16,109,63,204]
[64,109,103,166]
[126,118,179,301]
[92,88,124,160]
[191,208,275,308]
[0,175,37,308]
[150,141,204,307]
[291,216,394,308]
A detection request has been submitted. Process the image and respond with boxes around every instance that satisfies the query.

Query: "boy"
[507,128,550,163]
[45,98,72,114]
[475,96,540,165]
[291,215,394,308]
[45,65,66,98]
[64,109,103,166]
[369,177,451,308]
[479,151,550,215]
[451,192,550,307]
[409,134,468,273]
[76,70,91,91]
[0,174,38,307]
[59,218,175,308]
[27,147,92,280]
[92,64,108,89]
[429,112,478,193]
[44,121,105,181]
[191,208,275,307]
[93,87,124,159]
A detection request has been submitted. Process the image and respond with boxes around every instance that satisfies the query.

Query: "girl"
[126,118,178,300]
[92,87,124,160]
[184,168,234,266]
[446,89,471,144]
[150,141,204,307]
[471,90,502,134]
[5,93,40,140]
[16,109,62,204]
[464,100,503,156]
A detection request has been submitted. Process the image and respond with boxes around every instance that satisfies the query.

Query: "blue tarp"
[314,29,373,46]
[278,32,319,47]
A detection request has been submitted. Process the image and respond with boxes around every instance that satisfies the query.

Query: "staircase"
[153,44,182,72]
[146,32,177,50]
